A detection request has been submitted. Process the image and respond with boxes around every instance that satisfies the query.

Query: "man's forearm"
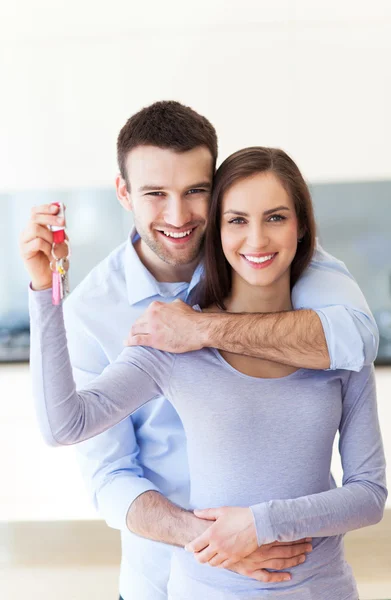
[199,309,330,370]
[126,491,210,547]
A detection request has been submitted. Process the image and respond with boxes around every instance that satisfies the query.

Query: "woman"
[29,147,386,599]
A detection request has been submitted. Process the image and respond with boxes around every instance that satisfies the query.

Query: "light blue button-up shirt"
[63,228,378,600]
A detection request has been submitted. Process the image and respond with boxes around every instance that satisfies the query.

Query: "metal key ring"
[51,239,71,261]
[50,257,69,273]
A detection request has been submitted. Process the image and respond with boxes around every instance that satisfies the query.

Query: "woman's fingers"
[21,237,53,261]
[208,553,225,567]
[194,547,218,564]
[33,213,65,228]
[20,222,53,245]
[31,203,60,217]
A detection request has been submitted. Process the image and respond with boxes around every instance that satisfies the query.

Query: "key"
[63,269,70,297]
[57,257,69,299]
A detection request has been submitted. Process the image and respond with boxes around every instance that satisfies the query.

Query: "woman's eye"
[268,214,286,223]
[228,217,246,225]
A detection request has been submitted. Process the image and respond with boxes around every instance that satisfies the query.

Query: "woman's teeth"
[162,229,193,238]
[244,253,276,264]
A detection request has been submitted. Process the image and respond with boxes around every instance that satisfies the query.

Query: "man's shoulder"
[306,240,352,279]
[64,241,128,317]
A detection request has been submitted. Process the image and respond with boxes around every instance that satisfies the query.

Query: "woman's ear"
[115,174,133,212]
[298,225,306,242]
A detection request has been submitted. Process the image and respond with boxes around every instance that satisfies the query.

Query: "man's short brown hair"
[117,101,218,186]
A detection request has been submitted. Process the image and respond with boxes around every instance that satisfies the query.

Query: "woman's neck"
[224,272,293,314]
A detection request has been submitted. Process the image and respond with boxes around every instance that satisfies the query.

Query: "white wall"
[0,1,390,513]
[0,0,390,191]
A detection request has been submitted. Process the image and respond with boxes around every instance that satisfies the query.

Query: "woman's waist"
[189,476,335,510]
[170,536,351,594]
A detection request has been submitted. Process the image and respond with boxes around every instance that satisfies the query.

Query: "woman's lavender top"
[29,289,386,600]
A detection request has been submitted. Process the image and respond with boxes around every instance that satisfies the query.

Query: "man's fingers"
[252,569,291,583]
[261,554,306,571]
[266,542,312,560]
[131,321,149,336]
[125,334,152,347]
[269,538,311,547]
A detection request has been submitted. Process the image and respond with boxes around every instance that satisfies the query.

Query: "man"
[21,101,378,599]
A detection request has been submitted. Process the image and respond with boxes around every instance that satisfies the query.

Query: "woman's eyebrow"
[224,205,291,216]
[263,205,291,216]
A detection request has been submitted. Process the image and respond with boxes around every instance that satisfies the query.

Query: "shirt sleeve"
[29,287,174,528]
[250,366,387,545]
[292,242,379,371]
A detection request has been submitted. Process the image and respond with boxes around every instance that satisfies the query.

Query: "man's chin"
[158,250,201,267]
[154,237,203,266]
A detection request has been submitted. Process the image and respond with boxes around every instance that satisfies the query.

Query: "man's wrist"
[126,490,210,547]
[195,312,220,349]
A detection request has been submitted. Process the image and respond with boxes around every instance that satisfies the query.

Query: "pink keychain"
[52,270,62,306]
[48,202,70,305]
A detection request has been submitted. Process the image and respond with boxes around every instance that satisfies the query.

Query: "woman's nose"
[247,225,269,248]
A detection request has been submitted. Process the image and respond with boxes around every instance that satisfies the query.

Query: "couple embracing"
[21,101,386,600]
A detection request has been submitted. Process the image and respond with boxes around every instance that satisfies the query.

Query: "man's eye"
[187,188,207,195]
[268,214,286,222]
[146,191,165,197]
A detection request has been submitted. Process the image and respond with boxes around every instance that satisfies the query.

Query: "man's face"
[123,145,213,268]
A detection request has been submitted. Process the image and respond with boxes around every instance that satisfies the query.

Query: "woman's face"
[220,171,300,290]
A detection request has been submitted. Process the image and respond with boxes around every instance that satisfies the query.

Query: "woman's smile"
[240,252,278,269]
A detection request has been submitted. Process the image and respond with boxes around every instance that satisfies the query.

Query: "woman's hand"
[185,506,258,568]
[19,203,68,291]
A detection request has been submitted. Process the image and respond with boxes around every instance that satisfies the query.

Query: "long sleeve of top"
[29,288,173,447]
[292,244,379,370]
[250,365,387,544]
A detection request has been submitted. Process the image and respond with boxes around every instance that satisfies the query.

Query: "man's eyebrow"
[223,205,291,216]
[138,182,212,192]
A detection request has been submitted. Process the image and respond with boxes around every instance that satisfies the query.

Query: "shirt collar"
[124,227,203,306]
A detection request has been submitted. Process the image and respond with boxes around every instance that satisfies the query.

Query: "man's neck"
[134,238,197,283]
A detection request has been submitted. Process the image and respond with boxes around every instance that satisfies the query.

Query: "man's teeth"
[244,253,275,264]
[163,229,192,238]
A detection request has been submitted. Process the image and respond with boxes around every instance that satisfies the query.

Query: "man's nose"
[164,197,192,228]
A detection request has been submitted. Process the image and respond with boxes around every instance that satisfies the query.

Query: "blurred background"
[0,1,390,598]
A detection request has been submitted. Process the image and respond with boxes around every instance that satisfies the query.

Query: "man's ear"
[115,174,132,212]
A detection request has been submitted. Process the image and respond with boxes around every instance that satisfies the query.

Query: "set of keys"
[48,202,71,306]
[51,254,70,306]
